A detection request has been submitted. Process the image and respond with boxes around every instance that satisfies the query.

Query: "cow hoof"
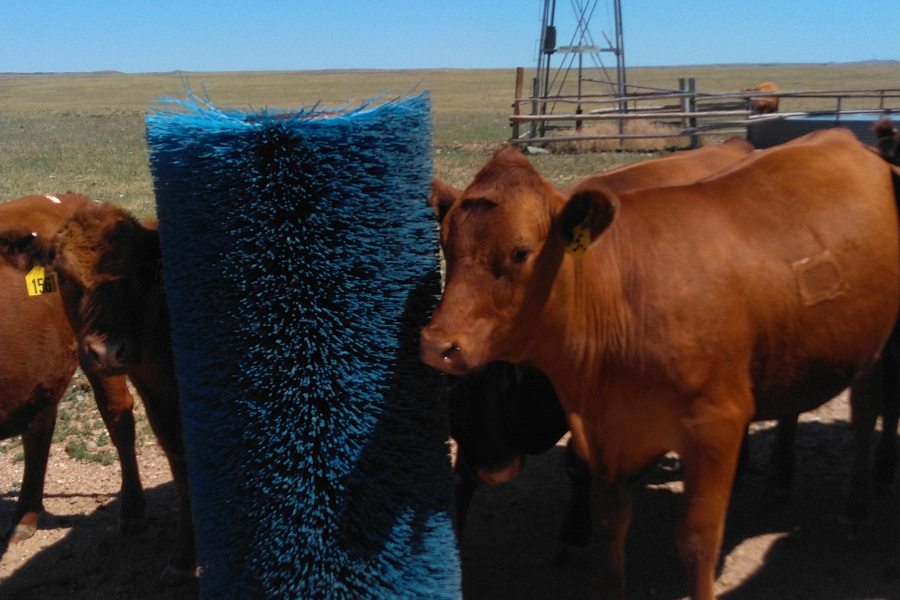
[118,517,149,537]
[160,564,197,587]
[9,523,37,543]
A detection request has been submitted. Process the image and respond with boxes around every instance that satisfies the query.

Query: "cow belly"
[749,279,898,420]
[751,360,861,421]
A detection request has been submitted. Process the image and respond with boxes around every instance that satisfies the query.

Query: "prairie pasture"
[2,64,898,216]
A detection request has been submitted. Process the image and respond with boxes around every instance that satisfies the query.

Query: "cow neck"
[529,223,643,408]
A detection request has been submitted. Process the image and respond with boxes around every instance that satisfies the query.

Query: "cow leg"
[592,478,631,600]
[130,374,197,584]
[733,428,750,491]
[159,449,197,585]
[8,401,57,542]
[846,358,891,524]
[556,439,592,549]
[766,416,797,503]
[677,396,751,600]
[84,371,146,534]
[873,342,900,489]
[873,397,900,488]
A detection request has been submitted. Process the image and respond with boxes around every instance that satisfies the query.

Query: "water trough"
[747,112,896,149]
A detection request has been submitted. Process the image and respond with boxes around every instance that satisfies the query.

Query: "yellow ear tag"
[565,219,591,259]
[26,265,59,296]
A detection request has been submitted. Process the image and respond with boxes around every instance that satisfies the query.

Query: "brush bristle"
[146,92,460,599]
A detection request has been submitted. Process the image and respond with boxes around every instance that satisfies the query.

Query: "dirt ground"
[2,392,898,600]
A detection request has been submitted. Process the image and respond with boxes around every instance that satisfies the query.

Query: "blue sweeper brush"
[145,91,460,599]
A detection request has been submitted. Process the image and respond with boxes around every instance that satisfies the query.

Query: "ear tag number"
[26,265,59,296]
[565,219,591,259]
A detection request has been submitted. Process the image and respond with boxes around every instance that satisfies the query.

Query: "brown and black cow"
[1,197,195,585]
[421,128,899,600]
[433,138,756,550]
[1,193,146,544]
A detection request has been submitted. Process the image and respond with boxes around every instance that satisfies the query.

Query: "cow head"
[447,361,567,484]
[50,204,162,375]
[421,146,618,375]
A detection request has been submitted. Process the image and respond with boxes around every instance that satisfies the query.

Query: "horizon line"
[2,59,899,77]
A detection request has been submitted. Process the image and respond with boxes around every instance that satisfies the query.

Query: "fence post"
[512,67,524,140]
[680,77,698,148]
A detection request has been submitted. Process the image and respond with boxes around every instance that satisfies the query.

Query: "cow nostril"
[441,344,461,363]
[421,329,467,373]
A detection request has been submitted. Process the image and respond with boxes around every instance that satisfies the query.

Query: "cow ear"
[557,188,618,257]
[0,228,54,271]
[429,179,462,224]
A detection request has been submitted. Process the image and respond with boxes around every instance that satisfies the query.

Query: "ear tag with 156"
[26,265,59,296]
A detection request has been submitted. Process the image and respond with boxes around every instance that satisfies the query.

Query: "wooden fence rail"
[509,70,900,147]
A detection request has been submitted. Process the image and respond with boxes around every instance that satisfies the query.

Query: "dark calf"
[49,202,195,585]
[447,361,592,549]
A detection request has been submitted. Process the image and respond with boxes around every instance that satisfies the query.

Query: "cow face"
[421,146,617,375]
[51,204,161,375]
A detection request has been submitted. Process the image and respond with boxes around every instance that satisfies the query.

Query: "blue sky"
[2,0,898,73]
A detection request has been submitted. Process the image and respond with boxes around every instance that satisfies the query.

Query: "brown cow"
[433,138,755,547]
[421,128,899,599]
[745,82,779,114]
[1,198,195,585]
[1,193,146,544]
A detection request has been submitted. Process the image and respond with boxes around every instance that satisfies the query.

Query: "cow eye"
[510,247,530,265]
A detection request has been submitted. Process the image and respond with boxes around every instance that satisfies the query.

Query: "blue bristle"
[145,92,460,599]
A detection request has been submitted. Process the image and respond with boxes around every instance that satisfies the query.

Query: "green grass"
[0,65,896,461]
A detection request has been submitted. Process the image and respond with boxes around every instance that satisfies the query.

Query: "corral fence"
[508,67,900,149]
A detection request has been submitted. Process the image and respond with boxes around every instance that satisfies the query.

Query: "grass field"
[2,64,898,216]
[0,64,897,462]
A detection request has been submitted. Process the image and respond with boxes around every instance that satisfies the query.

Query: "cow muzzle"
[420,328,468,375]
[81,335,137,375]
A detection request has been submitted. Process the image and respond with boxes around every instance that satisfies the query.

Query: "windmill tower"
[532,0,626,137]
